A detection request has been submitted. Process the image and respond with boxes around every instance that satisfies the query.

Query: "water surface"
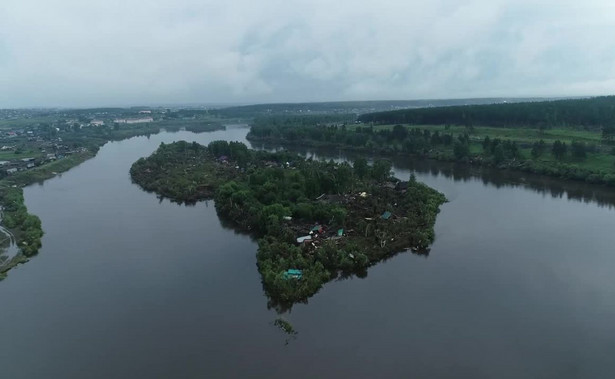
[1,127,615,378]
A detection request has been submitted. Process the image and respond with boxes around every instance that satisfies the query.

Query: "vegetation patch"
[247,116,615,188]
[273,318,297,336]
[130,140,446,309]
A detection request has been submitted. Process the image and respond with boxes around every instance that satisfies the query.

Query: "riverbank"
[247,123,615,188]
[130,140,446,309]
[0,124,226,280]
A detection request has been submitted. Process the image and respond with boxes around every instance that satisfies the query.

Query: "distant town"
[0,107,219,177]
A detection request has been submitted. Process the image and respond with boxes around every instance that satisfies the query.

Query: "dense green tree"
[531,140,547,158]
[371,159,392,182]
[353,158,369,180]
[571,141,587,160]
[552,140,567,160]
[453,140,470,159]
[391,124,408,140]
[493,144,505,164]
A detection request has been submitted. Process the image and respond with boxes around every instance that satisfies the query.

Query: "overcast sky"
[1,0,615,108]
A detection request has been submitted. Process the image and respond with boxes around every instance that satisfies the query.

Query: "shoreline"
[247,135,615,188]
[0,125,225,280]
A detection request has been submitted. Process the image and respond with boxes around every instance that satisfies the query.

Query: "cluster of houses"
[113,117,154,124]
[1,145,88,176]
[295,223,346,247]
[292,181,411,251]
[2,157,37,175]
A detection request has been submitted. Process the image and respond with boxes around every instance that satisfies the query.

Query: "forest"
[130,140,446,309]
[357,96,615,129]
[247,116,615,187]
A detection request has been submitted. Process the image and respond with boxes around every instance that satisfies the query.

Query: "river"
[1,126,615,378]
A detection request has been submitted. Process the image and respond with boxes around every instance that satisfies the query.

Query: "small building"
[381,211,392,220]
[296,236,312,244]
[6,168,18,175]
[395,181,409,192]
[311,225,323,234]
[283,269,303,280]
[113,117,153,124]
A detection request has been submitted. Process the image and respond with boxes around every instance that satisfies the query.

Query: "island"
[130,140,446,308]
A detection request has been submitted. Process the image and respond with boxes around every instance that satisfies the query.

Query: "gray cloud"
[1,0,614,107]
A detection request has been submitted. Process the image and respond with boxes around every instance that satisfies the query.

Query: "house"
[395,181,409,192]
[296,236,312,244]
[114,117,154,124]
[283,269,303,280]
[6,168,17,175]
[311,225,323,234]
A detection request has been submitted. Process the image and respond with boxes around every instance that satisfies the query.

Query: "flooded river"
[1,126,615,378]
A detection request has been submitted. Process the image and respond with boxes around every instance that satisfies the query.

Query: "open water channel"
[2,126,615,378]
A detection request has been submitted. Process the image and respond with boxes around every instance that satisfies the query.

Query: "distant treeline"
[252,114,356,130]
[211,98,537,118]
[247,120,615,187]
[358,96,614,129]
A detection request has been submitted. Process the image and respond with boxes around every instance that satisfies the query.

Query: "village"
[0,106,219,177]
[0,128,89,176]
[279,180,417,280]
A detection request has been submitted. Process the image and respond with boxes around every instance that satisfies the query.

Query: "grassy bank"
[248,122,615,187]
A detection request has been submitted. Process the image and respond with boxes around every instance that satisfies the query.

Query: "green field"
[0,115,59,130]
[0,150,41,161]
[391,125,612,172]
[367,124,602,145]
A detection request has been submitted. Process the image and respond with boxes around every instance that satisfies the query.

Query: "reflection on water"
[252,142,615,209]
